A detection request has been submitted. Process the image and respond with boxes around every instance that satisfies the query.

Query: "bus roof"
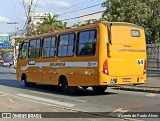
[23,21,143,42]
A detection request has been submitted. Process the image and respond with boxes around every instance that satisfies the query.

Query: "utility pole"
[7,22,19,66]
[27,0,33,35]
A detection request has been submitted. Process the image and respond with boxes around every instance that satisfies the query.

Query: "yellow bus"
[16,21,147,93]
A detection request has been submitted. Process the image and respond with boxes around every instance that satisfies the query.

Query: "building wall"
[30,12,53,26]
[80,12,103,22]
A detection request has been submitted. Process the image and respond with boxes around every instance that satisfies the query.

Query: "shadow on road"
[0,79,118,96]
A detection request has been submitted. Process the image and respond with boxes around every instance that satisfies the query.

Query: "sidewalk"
[114,70,160,93]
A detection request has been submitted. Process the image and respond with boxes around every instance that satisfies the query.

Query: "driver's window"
[19,42,28,59]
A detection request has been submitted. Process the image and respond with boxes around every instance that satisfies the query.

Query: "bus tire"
[24,79,36,87]
[59,76,78,94]
[92,86,107,94]
[59,77,69,94]
[22,74,36,87]
[23,78,30,87]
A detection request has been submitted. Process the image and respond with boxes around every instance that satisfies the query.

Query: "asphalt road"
[0,66,160,121]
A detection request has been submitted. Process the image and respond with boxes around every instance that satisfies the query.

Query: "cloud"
[49,1,71,8]
[16,0,71,13]
[37,0,71,9]
[19,0,70,9]
[0,16,9,23]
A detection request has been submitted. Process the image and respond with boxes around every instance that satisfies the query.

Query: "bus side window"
[77,30,96,56]
[42,37,56,58]
[19,42,28,59]
[57,33,75,57]
[29,40,36,58]
[28,39,41,58]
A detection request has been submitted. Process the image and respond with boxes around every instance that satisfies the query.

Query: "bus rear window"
[131,30,140,37]
[108,25,143,44]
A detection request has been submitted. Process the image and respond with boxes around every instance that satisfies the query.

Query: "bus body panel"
[17,22,147,88]
[99,23,146,85]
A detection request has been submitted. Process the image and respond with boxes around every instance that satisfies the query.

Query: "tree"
[145,0,160,43]
[36,14,67,34]
[73,19,99,27]
[102,0,160,43]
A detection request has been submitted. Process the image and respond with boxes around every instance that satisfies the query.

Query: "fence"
[147,44,160,70]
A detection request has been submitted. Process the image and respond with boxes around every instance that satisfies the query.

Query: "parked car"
[2,53,13,67]
[2,58,13,67]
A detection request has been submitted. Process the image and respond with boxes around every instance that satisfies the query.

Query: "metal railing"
[147,44,160,70]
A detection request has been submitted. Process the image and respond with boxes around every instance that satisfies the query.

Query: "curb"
[113,86,160,94]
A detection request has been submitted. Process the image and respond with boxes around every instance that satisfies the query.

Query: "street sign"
[0,43,12,49]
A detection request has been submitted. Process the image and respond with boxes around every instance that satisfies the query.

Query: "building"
[30,12,53,27]
[80,12,103,22]
[73,12,103,27]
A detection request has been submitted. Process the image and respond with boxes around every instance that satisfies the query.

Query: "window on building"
[58,34,75,57]
[42,37,56,57]
[29,39,41,58]
[76,30,96,56]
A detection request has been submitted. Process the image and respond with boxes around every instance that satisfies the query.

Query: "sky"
[0,0,105,34]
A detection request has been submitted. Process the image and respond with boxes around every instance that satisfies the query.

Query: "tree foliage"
[28,14,67,35]
[102,0,160,43]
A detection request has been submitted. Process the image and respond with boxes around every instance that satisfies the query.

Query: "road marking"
[107,108,129,119]
[17,93,75,107]
[124,118,144,121]
[9,98,15,103]
[113,108,129,113]
[145,93,157,97]
[28,90,87,102]
[0,91,75,109]
[1,94,6,97]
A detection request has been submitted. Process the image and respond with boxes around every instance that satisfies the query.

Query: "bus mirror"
[19,43,23,50]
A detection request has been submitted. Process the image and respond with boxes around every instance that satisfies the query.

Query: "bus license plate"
[123,78,131,82]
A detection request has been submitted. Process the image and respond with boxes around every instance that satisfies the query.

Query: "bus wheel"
[92,86,107,94]
[59,77,78,94]
[22,75,36,87]
[23,78,30,87]
[59,78,69,94]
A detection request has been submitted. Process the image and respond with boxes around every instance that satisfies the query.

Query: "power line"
[10,0,18,21]
[7,22,19,35]
[55,0,104,14]
[18,0,34,31]
[55,0,97,12]
[14,7,23,22]
[22,0,27,17]
[33,0,39,12]
[57,3,102,17]
[60,10,105,21]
